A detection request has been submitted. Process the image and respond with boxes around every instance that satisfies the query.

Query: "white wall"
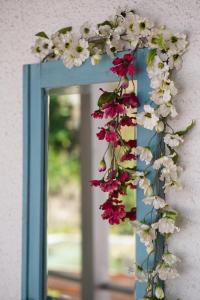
[0,0,200,299]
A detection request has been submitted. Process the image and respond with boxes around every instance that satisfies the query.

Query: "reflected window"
[47,82,136,300]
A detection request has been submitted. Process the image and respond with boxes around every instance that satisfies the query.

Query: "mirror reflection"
[47,82,137,300]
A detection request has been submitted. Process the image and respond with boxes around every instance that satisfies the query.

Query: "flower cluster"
[90,53,138,225]
[32,7,194,300]
[32,7,188,71]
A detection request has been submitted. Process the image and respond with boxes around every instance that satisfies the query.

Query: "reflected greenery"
[48,95,80,194]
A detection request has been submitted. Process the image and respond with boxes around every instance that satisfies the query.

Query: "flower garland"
[32,7,194,300]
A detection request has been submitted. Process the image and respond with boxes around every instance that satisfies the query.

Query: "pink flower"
[111,53,135,77]
[120,153,136,161]
[121,93,139,108]
[100,199,126,225]
[100,179,120,193]
[105,130,118,143]
[89,180,101,187]
[119,171,129,183]
[91,109,104,119]
[103,102,125,118]
[97,128,106,140]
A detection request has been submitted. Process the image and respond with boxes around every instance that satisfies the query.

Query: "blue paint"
[22,49,162,300]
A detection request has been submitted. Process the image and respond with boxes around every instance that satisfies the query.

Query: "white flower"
[137,105,159,130]
[156,263,179,280]
[80,21,94,39]
[136,146,153,164]
[155,286,164,299]
[147,56,169,81]
[164,180,182,192]
[135,265,148,282]
[162,252,181,265]
[152,218,180,234]
[160,162,182,185]
[143,196,166,209]
[133,221,156,248]
[98,24,112,37]
[168,32,188,54]
[124,12,138,35]
[168,51,183,70]
[139,177,153,196]
[153,155,182,191]
[51,31,73,55]
[31,37,52,60]
[157,102,178,118]
[106,28,127,52]
[150,80,177,105]
[164,133,184,148]
[153,155,173,170]
[63,38,89,68]
[135,15,154,37]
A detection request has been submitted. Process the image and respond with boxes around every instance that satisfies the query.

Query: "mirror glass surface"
[47,81,137,300]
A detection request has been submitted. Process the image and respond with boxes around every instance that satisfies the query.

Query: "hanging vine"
[32,7,194,299]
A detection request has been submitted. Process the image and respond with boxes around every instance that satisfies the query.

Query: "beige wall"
[0,0,200,299]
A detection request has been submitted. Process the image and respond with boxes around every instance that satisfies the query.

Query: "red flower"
[121,93,139,108]
[90,180,101,187]
[97,128,106,140]
[91,109,104,119]
[100,179,120,193]
[126,139,137,148]
[124,207,136,221]
[120,117,136,127]
[112,57,123,65]
[106,120,117,128]
[109,190,119,198]
[100,199,126,225]
[111,53,135,77]
[105,130,118,143]
[119,171,129,182]
[103,102,125,118]
[124,53,134,62]
[121,153,136,161]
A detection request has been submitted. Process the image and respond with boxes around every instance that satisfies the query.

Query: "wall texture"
[0,0,200,299]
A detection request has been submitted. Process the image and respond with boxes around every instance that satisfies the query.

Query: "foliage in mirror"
[32,7,194,300]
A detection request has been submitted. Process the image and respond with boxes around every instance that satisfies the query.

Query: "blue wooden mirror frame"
[22,48,161,300]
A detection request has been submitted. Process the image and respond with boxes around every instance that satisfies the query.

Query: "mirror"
[46,81,137,300]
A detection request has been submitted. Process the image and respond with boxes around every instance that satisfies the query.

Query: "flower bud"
[156,121,164,132]
[91,54,102,65]
[155,286,164,299]
[121,77,129,89]
[98,158,106,172]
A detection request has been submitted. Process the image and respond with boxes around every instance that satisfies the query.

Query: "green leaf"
[98,92,116,107]
[175,120,195,136]
[163,211,177,220]
[146,49,157,66]
[97,20,113,28]
[58,26,72,34]
[35,31,49,39]
[152,34,167,50]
